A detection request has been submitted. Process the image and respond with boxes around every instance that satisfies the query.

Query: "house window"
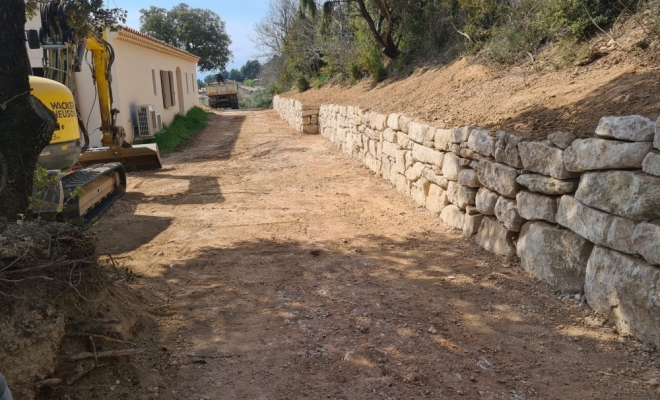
[151,69,157,95]
[160,70,176,108]
[186,72,189,93]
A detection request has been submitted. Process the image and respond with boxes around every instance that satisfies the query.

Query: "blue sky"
[112,0,270,76]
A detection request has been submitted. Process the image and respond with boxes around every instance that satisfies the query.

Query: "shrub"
[155,106,209,152]
[243,79,255,87]
[238,90,273,109]
[295,76,310,92]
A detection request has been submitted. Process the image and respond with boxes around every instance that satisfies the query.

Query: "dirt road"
[74,110,659,399]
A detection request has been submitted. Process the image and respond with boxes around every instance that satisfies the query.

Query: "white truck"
[207,79,239,109]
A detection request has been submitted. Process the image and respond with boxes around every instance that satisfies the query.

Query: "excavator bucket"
[78,143,162,172]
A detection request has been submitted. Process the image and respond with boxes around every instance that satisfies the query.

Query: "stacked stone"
[272,96,319,134]
[275,95,660,347]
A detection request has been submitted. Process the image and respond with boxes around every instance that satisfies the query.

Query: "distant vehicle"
[207,76,239,109]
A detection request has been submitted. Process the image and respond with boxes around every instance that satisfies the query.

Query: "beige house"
[26,20,200,147]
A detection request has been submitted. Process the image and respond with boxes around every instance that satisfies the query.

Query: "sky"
[111,0,270,76]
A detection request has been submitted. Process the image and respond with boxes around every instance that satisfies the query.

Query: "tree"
[251,0,298,59]
[140,3,232,72]
[197,79,206,88]
[0,0,125,221]
[228,69,244,82]
[240,60,262,80]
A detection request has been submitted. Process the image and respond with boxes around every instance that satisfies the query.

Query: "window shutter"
[151,69,157,95]
[160,70,171,108]
[168,71,176,106]
[186,73,189,93]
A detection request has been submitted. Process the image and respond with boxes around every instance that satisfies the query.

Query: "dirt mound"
[0,221,147,399]
[287,18,660,138]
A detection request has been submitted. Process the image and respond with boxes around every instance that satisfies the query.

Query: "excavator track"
[60,162,127,224]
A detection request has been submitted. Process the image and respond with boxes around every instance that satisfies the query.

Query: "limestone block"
[458,168,481,188]
[404,150,414,169]
[365,155,382,175]
[405,162,426,182]
[656,116,660,150]
[585,246,660,347]
[435,129,453,151]
[516,173,578,195]
[391,150,407,175]
[548,132,577,149]
[466,206,480,215]
[383,128,397,143]
[368,112,385,130]
[301,110,318,117]
[575,171,660,222]
[426,184,449,214]
[632,221,660,265]
[397,132,411,149]
[564,138,652,172]
[475,159,519,198]
[494,131,524,168]
[518,221,594,293]
[440,205,465,230]
[422,168,449,189]
[494,197,525,232]
[411,178,430,207]
[555,196,636,254]
[475,217,517,259]
[382,141,399,158]
[452,126,471,143]
[595,115,656,141]
[469,160,479,169]
[387,113,400,130]
[518,141,576,179]
[467,128,495,157]
[311,115,318,124]
[364,128,382,141]
[398,115,411,133]
[460,148,484,161]
[442,153,463,181]
[412,143,444,167]
[409,122,435,145]
[642,151,660,177]
[463,213,484,237]
[390,173,410,196]
[303,125,318,134]
[476,188,499,216]
[451,144,461,154]
[382,157,392,180]
[516,191,558,223]
[447,181,477,209]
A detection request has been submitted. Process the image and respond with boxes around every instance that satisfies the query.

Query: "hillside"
[286,20,660,138]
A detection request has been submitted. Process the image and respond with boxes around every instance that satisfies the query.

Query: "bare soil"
[47,110,660,399]
[288,21,660,138]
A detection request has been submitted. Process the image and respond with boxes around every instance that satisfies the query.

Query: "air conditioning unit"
[136,104,156,137]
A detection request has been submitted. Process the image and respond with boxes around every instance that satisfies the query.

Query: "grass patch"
[155,106,209,152]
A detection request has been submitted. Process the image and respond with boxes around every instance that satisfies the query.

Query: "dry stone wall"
[273,95,660,348]
[273,96,319,134]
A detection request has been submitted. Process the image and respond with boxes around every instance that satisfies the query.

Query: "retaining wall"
[273,95,660,348]
[273,96,319,134]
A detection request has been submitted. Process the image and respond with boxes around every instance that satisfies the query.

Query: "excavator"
[26,1,162,222]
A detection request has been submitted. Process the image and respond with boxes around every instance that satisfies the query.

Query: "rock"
[458,157,472,167]
[382,141,399,158]
[452,126,471,143]
[548,132,578,149]
[397,132,411,149]
[632,221,660,265]
[369,113,388,131]
[463,213,484,237]
[467,129,495,157]
[412,143,444,167]
[441,205,465,230]
[423,168,449,189]
[447,182,477,209]
[516,191,558,223]
[516,173,578,195]
[458,168,481,188]
[411,179,430,206]
[405,162,426,182]
[460,148,484,161]
[574,171,660,222]
[409,122,434,145]
[475,159,519,198]
[426,184,450,214]
[595,115,656,142]
[476,188,499,216]
[451,144,461,154]
[655,116,660,150]
[555,196,636,254]
[435,128,453,151]
[475,217,517,260]
[494,131,524,168]
[642,151,660,177]
[519,141,576,179]
[494,197,525,232]
[387,113,400,130]
[390,173,410,196]
[564,138,652,172]
[465,205,480,215]
[428,326,438,334]
[518,221,594,293]
[585,246,660,347]
[442,153,463,181]
[398,115,411,133]
[382,128,397,143]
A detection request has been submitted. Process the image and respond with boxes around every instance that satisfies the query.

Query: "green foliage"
[155,107,209,152]
[539,0,639,39]
[228,69,244,82]
[351,21,386,83]
[139,3,232,72]
[243,79,255,87]
[240,60,262,80]
[26,0,127,39]
[295,76,310,92]
[203,75,216,84]
[238,90,273,109]
[197,79,206,88]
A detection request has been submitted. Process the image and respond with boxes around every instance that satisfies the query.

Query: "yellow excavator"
[26,1,162,221]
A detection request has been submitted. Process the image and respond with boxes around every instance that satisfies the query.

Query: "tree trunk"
[0,0,57,221]
[355,0,399,59]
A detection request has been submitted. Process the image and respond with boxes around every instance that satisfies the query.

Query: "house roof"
[116,26,200,63]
